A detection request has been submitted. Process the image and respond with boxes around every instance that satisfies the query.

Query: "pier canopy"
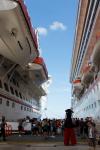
[0,0,39,66]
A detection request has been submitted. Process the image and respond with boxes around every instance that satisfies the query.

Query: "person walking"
[88,121,97,150]
[0,116,7,141]
[18,119,23,136]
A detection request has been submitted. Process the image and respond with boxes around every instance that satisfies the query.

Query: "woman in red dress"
[64,109,77,146]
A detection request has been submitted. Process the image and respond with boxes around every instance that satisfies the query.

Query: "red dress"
[64,118,77,145]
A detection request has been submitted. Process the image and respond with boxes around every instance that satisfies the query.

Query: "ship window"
[23,96,25,100]
[97,84,99,90]
[19,92,22,99]
[26,37,32,54]
[98,100,100,105]
[13,79,16,85]
[18,41,23,50]
[27,107,29,111]
[24,107,26,111]
[4,83,9,92]
[0,98,2,104]
[15,90,19,97]
[21,105,23,110]
[12,102,15,108]
[6,100,9,107]
[10,86,14,95]
[0,80,2,88]
[92,104,93,108]
[16,82,19,87]
[94,102,96,108]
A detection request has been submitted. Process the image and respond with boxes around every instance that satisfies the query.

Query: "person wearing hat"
[64,108,77,146]
[65,108,73,119]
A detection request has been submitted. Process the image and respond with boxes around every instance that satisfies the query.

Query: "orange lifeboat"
[28,57,48,84]
[73,78,82,88]
[73,78,84,98]
[73,78,81,84]
[0,0,39,66]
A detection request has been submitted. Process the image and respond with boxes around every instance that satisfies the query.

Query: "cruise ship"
[70,0,100,122]
[0,0,50,121]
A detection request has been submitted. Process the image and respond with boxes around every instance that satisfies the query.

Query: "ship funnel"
[0,0,17,11]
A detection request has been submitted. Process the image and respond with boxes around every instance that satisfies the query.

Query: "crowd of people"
[18,117,65,138]
[0,112,100,150]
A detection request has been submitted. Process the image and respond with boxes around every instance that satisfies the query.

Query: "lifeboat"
[16,66,46,97]
[33,85,46,97]
[73,78,81,87]
[73,78,83,90]
[73,78,83,98]
[73,88,82,99]
[0,0,39,66]
[27,80,47,99]
[28,57,48,84]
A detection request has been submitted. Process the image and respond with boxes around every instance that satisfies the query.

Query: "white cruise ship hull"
[70,0,100,122]
[0,1,49,121]
[73,77,100,122]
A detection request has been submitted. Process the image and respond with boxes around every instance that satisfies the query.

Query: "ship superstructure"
[0,0,50,121]
[70,0,100,121]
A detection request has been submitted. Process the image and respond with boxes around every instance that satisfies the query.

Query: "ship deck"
[0,135,100,150]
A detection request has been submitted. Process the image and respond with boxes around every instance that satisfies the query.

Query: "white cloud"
[50,21,67,31]
[37,27,48,36]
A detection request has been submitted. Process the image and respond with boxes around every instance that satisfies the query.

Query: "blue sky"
[25,0,78,119]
